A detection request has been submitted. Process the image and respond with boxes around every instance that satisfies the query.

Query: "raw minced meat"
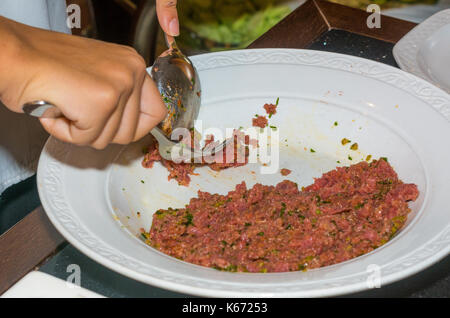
[252,116,268,128]
[144,159,418,273]
[142,130,250,186]
[264,103,277,116]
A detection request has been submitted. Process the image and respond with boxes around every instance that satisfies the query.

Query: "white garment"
[0,0,70,194]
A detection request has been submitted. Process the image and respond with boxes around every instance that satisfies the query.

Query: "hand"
[0,17,167,149]
[156,0,179,36]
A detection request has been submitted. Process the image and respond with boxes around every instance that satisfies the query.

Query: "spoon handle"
[150,126,176,160]
[164,33,178,51]
[22,100,63,118]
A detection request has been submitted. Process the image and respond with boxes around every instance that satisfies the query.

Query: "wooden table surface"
[0,0,425,296]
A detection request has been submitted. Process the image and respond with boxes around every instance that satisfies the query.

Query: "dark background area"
[90,1,133,45]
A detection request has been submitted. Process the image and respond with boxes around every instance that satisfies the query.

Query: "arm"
[0,16,167,149]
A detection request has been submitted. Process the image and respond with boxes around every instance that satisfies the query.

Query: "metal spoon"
[150,34,232,161]
[22,34,231,161]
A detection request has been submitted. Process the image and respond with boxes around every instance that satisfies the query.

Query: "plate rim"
[393,8,450,93]
[38,48,450,297]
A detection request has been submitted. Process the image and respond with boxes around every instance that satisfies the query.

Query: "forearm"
[0,16,28,112]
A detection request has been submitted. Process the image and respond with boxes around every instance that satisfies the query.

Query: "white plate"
[38,49,450,297]
[393,9,450,93]
[384,3,450,24]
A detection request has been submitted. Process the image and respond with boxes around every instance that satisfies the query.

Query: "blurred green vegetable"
[178,0,292,51]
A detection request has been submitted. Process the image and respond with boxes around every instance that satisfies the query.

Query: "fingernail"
[168,18,179,36]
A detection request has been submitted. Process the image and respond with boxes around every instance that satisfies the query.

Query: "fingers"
[133,74,167,141]
[39,117,76,144]
[109,73,167,145]
[90,90,130,149]
[39,105,123,149]
[41,74,167,148]
[156,0,179,36]
[109,77,142,145]
[38,80,128,149]
[38,46,166,149]
[39,116,98,146]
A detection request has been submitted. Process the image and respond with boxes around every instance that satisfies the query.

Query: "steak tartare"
[263,103,277,116]
[252,115,268,128]
[144,159,418,272]
[142,130,251,186]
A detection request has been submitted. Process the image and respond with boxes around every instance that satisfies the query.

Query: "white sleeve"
[0,0,70,33]
[0,0,70,194]
[47,0,71,34]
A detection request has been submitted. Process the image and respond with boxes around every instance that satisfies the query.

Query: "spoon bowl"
[150,35,230,161]
[151,35,201,135]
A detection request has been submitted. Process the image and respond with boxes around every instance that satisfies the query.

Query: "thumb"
[133,74,167,141]
[156,0,179,36]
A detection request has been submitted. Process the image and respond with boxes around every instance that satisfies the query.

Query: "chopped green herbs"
[223,264,238,272]
[354,201,366,209]
[298,264,307,271]
[183,212,194,227]
[280,203,286,217]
